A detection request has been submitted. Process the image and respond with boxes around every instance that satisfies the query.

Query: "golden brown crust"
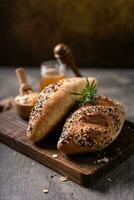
[27,77,98,143]
[57,96,125,154]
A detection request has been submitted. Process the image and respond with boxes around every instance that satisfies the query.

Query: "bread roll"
[27,77,98,143]
[57,96,125,154]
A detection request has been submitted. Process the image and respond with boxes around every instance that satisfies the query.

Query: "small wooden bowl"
[14,92,39,119]
[15,102,33,119]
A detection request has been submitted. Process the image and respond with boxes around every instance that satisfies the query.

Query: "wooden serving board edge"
[0,130,90,186]
[1,128,134,187]
[0,107,134,186]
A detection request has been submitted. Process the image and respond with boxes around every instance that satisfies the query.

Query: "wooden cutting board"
[0,108,134,186]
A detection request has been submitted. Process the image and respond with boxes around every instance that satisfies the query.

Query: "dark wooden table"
[0,67,134,200]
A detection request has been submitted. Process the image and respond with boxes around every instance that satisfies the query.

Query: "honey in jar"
[40,60,66,91]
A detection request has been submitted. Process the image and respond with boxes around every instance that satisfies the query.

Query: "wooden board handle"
[54,43,82,77]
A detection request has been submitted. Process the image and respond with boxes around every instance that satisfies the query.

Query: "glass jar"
[40,60,66,91]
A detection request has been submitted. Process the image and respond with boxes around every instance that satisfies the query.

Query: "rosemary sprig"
[71,78,97,105]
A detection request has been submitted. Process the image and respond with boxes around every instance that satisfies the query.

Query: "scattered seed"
[13,152,16,155]
[103,157,109,163]
[43,189,49,193]
[52,154,58,158]
[32,162,35,166]
[97,157,109,163]
[106,177,112,182]
[59,176,68,182]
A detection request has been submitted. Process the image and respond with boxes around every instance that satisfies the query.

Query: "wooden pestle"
[16,68,33,95]
[54,43,82,77]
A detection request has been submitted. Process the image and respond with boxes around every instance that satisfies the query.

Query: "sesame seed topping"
[59,95,124,151]
[27,78,77,136]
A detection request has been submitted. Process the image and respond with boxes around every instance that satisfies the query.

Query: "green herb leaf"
[71,78,97,105]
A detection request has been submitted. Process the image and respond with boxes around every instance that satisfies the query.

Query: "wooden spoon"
[54,43,82,77]
[14,68,39,119]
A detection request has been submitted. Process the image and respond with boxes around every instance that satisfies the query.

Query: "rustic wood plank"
[0,108,134,186]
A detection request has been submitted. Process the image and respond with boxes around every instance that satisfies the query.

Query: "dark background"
[1,0,134,67]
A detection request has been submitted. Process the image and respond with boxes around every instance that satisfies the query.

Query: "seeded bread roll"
[57,96,125,154]
[27,77,98,143]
